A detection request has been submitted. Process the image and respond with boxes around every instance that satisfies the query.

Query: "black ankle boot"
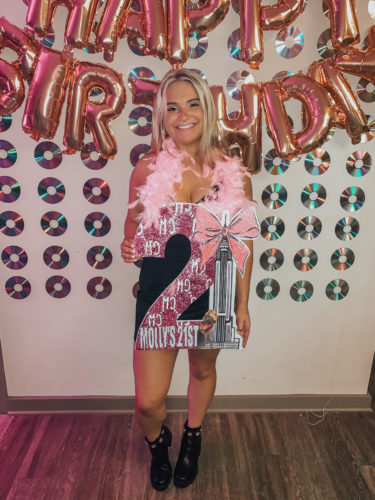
[145,425,172,491]
[173,420,202,488]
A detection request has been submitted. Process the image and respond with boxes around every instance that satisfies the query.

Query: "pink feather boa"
[133,138,257,227]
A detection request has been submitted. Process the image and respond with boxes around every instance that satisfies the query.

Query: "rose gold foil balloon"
[0,17,39,80]
[0,60,25,114]
[239,0,306,69]
[261,0,307,29]
[128,76,160,106]
[65,0,102,50]
[23,47,73,141]
[308,59,367,144]
[240,0,263,69]
[211,83,262,174]
[98,0,165,62]
[188,0,230,33]
[166,0,188,69]
[324,0,359,49]
[281,75,332,153]
[262,80,298,157]
[25,0,72,38]
[335,26,375,83]
[64,62,126,158]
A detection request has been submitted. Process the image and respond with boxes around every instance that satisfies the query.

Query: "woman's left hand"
[235,304,251,348]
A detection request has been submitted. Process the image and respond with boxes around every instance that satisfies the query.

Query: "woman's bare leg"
[133,348,178,441]
[186,349,220,428]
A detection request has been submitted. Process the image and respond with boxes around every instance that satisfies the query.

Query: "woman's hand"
[235,303,251,348]
[121,238,141,263]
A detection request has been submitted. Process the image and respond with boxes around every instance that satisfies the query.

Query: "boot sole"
[173,469,198,489]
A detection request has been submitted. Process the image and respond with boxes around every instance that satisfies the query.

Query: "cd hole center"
[95,284,104,292]
[138,116,148,127]
[270,192,279,200]
[95,254,104,262]
[285,36,295,48]
[301,256,310,264]
[52,254,61,262]
[268,224,276,233]
[298,288,306,295]
[6,220,16,228]
[305,224,313,232]
[2,185,11,194]
[268,256,276,264]
[0,150,7,159]
[333,286,341,294]
[54,283,63,291]
[310,192,318,200]
[338,255,347,263]
[10,254,19,262]
[188,36,199,48]
[93,221,102,229]
[90,151,100,161]
[44,151,53,160]
[14,284,23,292]
[348,195,357,203]
[355,160,363,168]
[264,285,272,293]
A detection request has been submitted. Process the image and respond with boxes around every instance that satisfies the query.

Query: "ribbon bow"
[194,207,260,276]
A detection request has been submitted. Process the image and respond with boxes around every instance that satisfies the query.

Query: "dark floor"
[0,410,374,500]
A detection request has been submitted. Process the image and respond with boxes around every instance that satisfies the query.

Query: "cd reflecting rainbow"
[83,178,110,204]
[1,246,28,270]
[335,216,359,241]
[271,70,293,81]
[0,176,20,202]
[301,183,326,209]
[317,29,334,59]
[297,216,322,240]
[340,186,365,212]
[290,280,313,302]
[227,70,254,100]
[360,115,375,143]
[42,30,55,48]
[43,246,69,269]
[293,248,318,272]
[5,276,31,299]
[357,78,375,103]
[127,35,146,56]
[330,248,355,271]
[87,246,113,269]
[260,216,285,241]
[346,151,371,177]
[262,183,287,209]
[84,212,111,237]
[128,66,155,81]
[275,26,304,59]
[259,248,284,271]
[130,144,151,167]
[326,279,349,301]
[0,114,12,133]
[304,149,330,175]
[0,211,24,236]
[227,28,241,60]
[80,142,108,170]
[45,275,71,298]
[264,149,289,175]
[256,278,280,300]
[0,140,17,168]
[41,211,67,236]
[34,141,62,169]
[87,276,112,299]
[188,32,208,59]
[38,177,65,204]
[129,107,152,136]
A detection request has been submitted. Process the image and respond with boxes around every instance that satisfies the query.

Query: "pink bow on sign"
[193,207,260,276]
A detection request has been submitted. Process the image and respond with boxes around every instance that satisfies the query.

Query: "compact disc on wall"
[227,28,241,60]
[87,276,112,299]
[264,149,289,175]
[346,151,371,177]
[275,26,304,59]
[0,114,12,133]
[357,78,375,103]
[325,278,349,301]
[128,66,155,81]
[330,248,355,271]
[339,186,365,212]
[301,183,326,209]
[297,216,322,240]
[293,248,318,271]
[87,246,113,269]
[259,248,284,271]
[317,29,334,59]
[34,141,62,169]
[43,246,70,269]
[188,32,208,59]
[262,183,287,209]
[40,211,67,236]
[5,276,31,299]
[81,142,108,170]
[0,140,17,168]
[127,35,146,56]
[256,278,280,300]
[290,280,313,302]
[45,275,71,298]
[360,115,375,143]
[335,216,359,241]
[0,176,20,202]
[38,177,65,204]
[304,149,330,175]
[0,211,24,236]
[129,107,153,136]
[84,212,111,237]
[130,144,151,168]
[83,178,110,204]
[1,245,28,270]
[260,216,285,240]
[227,70,254,100]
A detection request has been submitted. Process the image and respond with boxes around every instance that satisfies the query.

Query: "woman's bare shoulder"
[131,153,157,184]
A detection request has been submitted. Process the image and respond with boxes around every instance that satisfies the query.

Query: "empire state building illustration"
[207,210,240,349]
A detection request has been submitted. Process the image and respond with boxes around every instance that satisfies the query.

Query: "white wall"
[0,0,374,397]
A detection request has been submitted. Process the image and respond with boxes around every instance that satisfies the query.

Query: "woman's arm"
[235,173,254,348]
[121,155,153,263]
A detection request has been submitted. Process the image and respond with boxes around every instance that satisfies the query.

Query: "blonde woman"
[121,69,255,491]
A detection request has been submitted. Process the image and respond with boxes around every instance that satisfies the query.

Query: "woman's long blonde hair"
[151,69,224,168]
